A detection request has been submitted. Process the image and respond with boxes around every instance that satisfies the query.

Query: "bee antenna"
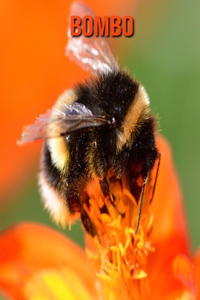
[134,173,149,235]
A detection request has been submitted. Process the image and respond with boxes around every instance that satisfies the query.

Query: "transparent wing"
[17,102,110,145]
[66,2,120,75]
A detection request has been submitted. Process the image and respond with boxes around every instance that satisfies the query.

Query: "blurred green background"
[0,0,200,286]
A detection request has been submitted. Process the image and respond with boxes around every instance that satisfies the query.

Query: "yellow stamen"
[85,174,156,300]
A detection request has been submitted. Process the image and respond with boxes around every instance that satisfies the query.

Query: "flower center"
[84,173,156,300]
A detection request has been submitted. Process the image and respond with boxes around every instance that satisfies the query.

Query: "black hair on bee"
[18,2,160,236]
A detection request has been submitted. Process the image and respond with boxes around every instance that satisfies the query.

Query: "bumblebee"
[18,2,160,236]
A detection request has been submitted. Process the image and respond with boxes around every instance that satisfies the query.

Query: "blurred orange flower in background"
[0,0,136,205]
[0,136,199,300]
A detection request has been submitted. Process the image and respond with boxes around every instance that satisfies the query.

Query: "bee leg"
[99,177,125,218]
[150,153,161,203]
[80,209,97,237]
[134,173,149,234]
[65,187,83,215]
[99,177,110,197]
[99,177,116,204]
[130,179,142,203]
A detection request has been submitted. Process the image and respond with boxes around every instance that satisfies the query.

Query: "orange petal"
[0,222,97,299]
[24,268,95,300]
[173,254,196,296]
[193,247,200,299]
[146,136,191,298]
[151,136,190,252]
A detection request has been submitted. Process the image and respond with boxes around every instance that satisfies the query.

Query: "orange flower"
[0,136,198,300]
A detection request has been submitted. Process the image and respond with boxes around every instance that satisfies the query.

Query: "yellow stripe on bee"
[48,137,69,172]
[47,89,77,171]
[117,85,150,151]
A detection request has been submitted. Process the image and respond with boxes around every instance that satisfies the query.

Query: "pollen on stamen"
[84,173,156,299]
